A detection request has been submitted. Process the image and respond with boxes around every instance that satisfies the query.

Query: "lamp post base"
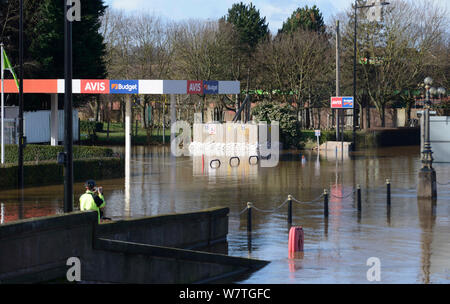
[417,167,437,199]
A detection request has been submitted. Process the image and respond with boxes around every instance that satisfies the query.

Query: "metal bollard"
[323,189,329,218]
[357,184,362,212]
[287,195,293,225]
[386,179,391,207]
[247,202,253,232]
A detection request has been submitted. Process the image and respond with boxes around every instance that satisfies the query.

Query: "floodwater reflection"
[0,145,449,283]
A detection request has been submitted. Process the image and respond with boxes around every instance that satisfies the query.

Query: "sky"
[103,0,448,34]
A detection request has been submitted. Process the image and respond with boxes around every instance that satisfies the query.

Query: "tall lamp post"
[18,0,24,190]
[353,0,389,150]
[417,77,441,200]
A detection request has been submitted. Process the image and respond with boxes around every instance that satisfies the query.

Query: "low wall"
[0,211,97,283]
[87,238,266,284]
[355,127,420,149]
[0,208,268,284]
[0,157,124,190]
[96,207,229,250]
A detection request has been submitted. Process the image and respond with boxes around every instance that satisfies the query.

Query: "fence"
[232,178,448,232]
[3,119,18,144]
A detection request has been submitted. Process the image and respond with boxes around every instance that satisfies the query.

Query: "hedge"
[0,157,124,190]
[3,144,114,164]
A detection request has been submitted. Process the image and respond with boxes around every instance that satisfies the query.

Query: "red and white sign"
[331,97,343,108]
[187,80,203,94]
[81,80,109,94]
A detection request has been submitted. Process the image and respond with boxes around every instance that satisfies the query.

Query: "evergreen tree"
[278,5,325,35]
[30,0,107,81]
[225,2,269,53]
[0,0,107,109]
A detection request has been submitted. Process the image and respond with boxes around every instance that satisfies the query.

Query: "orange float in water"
[288,226,304,258]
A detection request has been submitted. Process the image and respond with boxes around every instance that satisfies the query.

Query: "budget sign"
[203,81,219,94]
[110,80,139,94]
[342,97,354,108]
[187,80,203,94]
[81,80,109,94]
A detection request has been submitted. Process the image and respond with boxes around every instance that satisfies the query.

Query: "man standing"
[79,180,106,223]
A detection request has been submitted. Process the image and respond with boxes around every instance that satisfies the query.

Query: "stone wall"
[0,208,268,283]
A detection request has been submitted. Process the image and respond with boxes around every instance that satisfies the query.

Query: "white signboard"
[208,124,216,135]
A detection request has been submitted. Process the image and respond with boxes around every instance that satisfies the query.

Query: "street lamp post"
[18,0,24,190]
[418,77,438,200]
[437,87,446,103]
[64,1,74,213]
[353,0,389,150]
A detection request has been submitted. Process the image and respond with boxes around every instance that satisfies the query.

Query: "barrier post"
[287,195,293,225]
[323,189,329,218]
[357,184,361,212]
[386,179,391,207]
[247,202,253,232]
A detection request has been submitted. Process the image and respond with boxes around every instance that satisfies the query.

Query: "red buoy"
[288,226,304,257]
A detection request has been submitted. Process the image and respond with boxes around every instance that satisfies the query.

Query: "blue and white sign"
[110,80,139,94]
[203,81,219,94]
[342,97,354,109]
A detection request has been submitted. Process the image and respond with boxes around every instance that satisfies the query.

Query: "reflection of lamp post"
[418,77,437,199]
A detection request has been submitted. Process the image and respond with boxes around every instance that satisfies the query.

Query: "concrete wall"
[0,211,97,283]
[0,208,268,284]
[96,207,229,250]
[86,238,262,284]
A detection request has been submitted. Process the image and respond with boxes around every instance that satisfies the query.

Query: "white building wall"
[18,109,79,144]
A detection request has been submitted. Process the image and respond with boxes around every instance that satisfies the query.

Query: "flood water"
[1,145,450,283]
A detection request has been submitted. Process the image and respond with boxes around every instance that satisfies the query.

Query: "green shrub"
[252,102,300,148]
[79,120,97,134]
[80,121,103,142]
[3,144,113,164]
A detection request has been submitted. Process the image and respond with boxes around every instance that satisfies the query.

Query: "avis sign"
[331,96,354,109]
[81,80,109,94]
[187,81,203,94]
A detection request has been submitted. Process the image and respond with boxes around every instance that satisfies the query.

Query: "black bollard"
[324,189,329,218]
[247,202,252,232]
[386,179,391,207]
[287,195,293,225]
[357,184,362,212]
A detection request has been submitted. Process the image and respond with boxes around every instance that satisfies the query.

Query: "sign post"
[331,97,354,159]
[315,129,321,152]
[63,0,80,213]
